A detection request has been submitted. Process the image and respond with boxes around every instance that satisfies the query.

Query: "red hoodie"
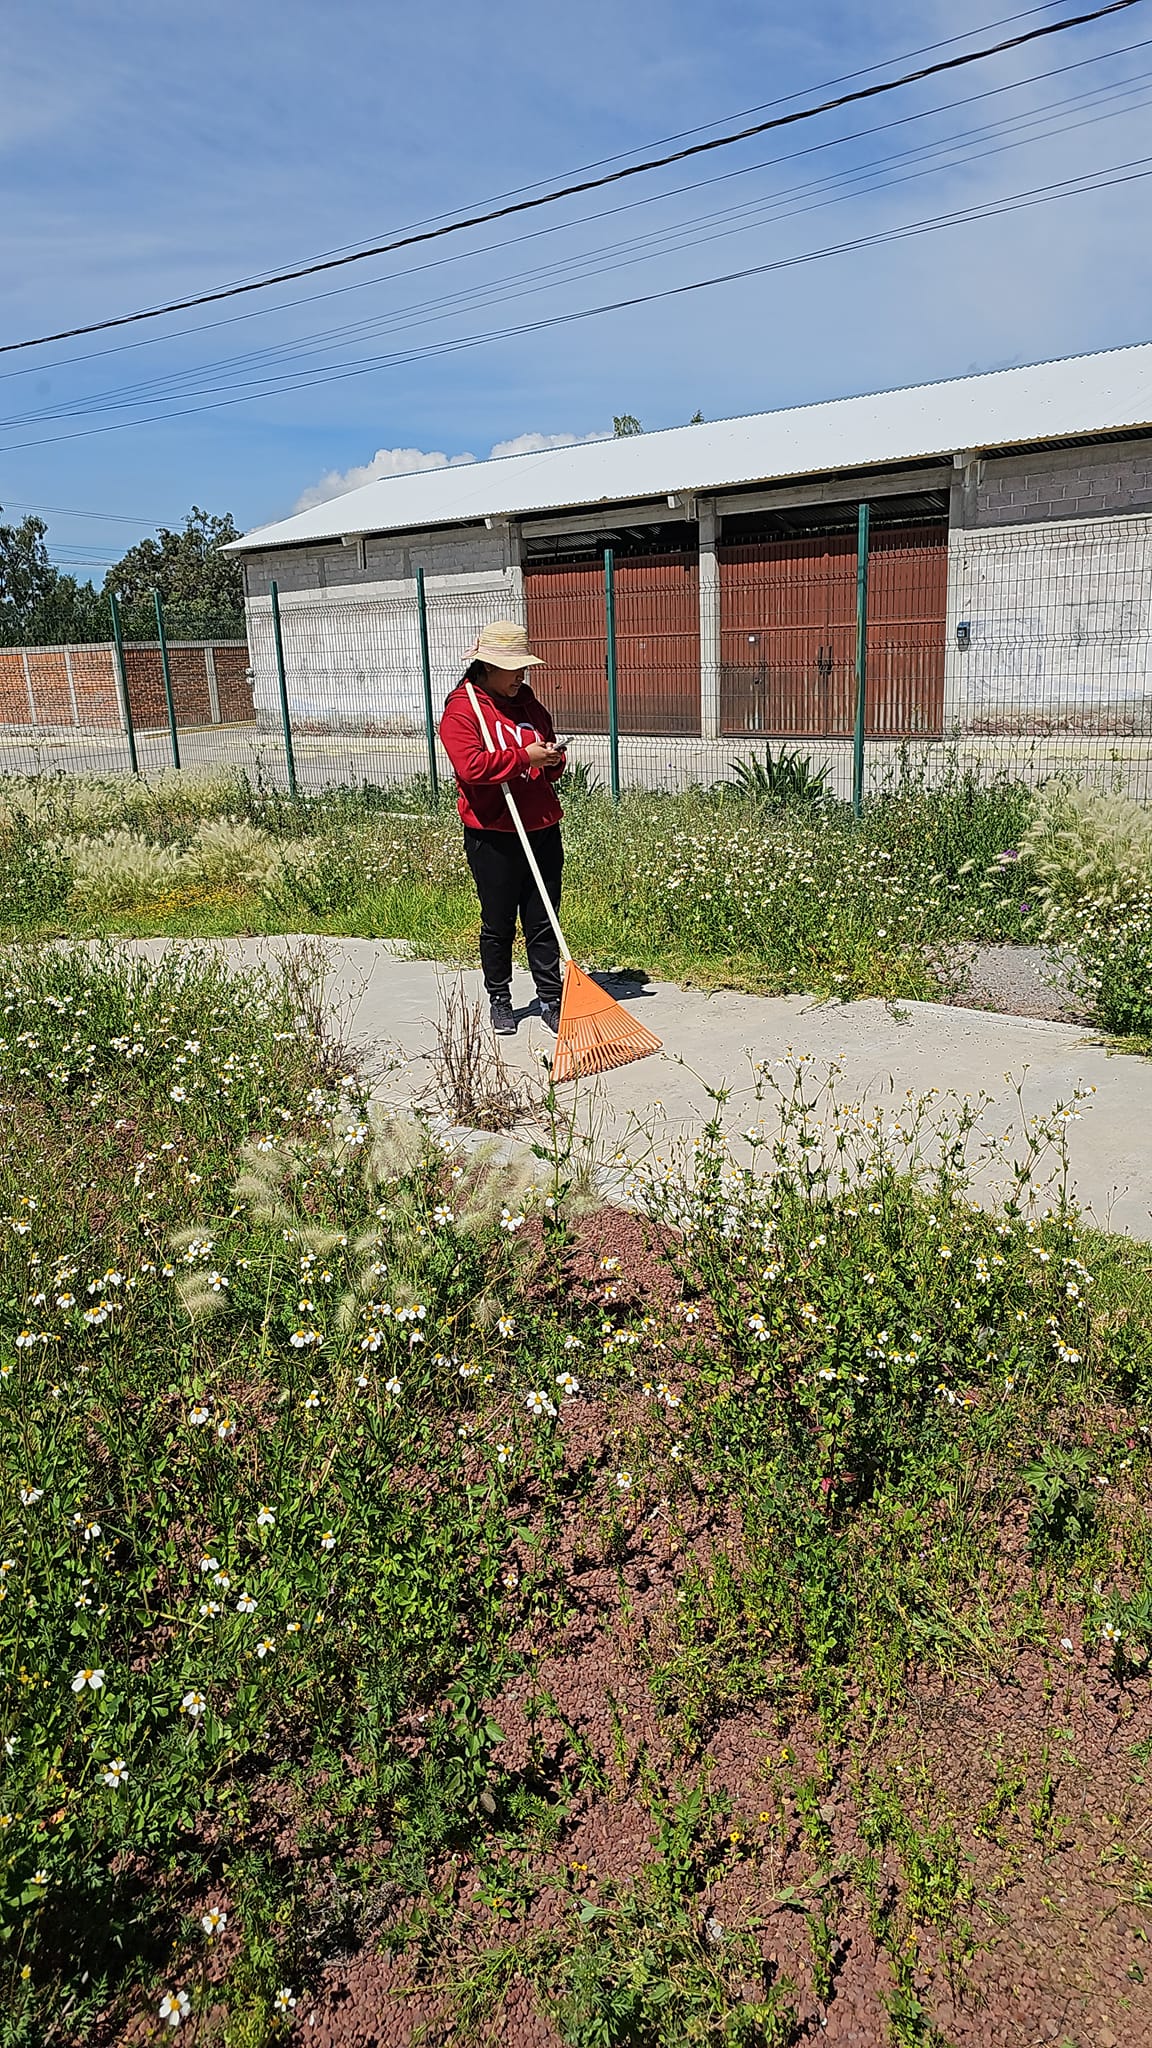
[438,678,565,833]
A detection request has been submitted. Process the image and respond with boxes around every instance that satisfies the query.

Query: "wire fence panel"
[0,641,254,781]
[1,518,1150,800]
[244,584,517,790]
[615,550,700,736]
[247,591,425,790]
[945,512,1152,799]
[718,521,948,740]
[523,558,609,735]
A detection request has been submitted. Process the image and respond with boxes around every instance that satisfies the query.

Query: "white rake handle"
[463,678,572,965]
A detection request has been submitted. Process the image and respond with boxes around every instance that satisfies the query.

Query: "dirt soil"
[287,1654,1152,2047]
[116,1213,1152,2048]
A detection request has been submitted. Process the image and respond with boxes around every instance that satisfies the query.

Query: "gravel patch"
[936,944,1093,1025]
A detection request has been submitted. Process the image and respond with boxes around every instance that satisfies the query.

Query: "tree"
[613,414,642,438]
[104,506,245,635]
[0,510,103,647]
[0,513,55,626]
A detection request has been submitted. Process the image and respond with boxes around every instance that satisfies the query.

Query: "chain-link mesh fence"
[943,512,1152,799]
[1,513,1149,801]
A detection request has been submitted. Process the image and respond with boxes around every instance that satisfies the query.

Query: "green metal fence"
[1,524,1151,804]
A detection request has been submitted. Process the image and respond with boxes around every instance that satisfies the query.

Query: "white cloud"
[294,427,610,510]
[293,444,475,512]
[488,428,610,458]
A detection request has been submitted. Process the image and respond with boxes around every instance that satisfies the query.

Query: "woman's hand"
[525,741,564,767]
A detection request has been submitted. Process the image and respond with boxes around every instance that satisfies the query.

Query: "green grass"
[2,945,1151,2044]
[0,763,1038,1001]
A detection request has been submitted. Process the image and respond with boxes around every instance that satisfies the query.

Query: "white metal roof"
[229,341,1152,553]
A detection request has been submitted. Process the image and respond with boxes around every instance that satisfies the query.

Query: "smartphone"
[552,735,571,751]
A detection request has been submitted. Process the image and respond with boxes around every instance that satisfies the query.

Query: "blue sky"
[2,0,1150,576]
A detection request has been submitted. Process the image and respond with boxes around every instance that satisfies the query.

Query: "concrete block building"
[229,343,1152,774]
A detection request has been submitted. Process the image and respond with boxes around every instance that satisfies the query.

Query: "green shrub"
[0,838,72,931]
[1023,1444,1097,1560]
[720,744,832,809]
[1071,893,1152,1039]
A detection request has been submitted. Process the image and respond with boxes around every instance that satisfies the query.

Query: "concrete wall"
[944,512,1152,734]
[953,434,1152,530]
[242,528,521,731]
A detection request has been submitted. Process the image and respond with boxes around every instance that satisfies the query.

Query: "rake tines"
[550,959,661,1083]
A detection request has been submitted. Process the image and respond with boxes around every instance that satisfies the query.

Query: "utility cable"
[5,28,1145,388]
[0,498,163,524]
[194,0,1085,283]
[3,153,1148,455]
[0,0,1142,357]
[7,65,1148,431]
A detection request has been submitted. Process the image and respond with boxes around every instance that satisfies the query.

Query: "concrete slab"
[105,936,1152,1240]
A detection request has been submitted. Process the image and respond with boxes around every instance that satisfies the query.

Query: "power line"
[8,66,1148,435]
[184,1,1083,284]
[4,153,1148,456]
[5,29,1143,391]
[0,0,1141,358]
[0,498,162,524]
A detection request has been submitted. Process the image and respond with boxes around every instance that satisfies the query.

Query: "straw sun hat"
[466,620,542,670]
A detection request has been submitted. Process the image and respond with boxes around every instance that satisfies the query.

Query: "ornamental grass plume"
[62,828,186,911]
[451,1142,546,1238]
[1019,783,1152,936]
[360,1110,429,1192]
[229,1138,310,1226]
[187,817,282,891]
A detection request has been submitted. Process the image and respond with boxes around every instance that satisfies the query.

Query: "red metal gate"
[865,524,949,737]
[523,551,700,735]
[718,521,947,737]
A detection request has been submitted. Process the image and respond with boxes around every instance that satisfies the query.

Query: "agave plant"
[722,744,832,809]
[558,758,605,799]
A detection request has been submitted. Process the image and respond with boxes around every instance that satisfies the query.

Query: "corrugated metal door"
[523,550,701,735]
[865,524,948,735]
[523,558,606,734]
[616,550,700,735]
[719,521,946,737]
[719,534,856,735]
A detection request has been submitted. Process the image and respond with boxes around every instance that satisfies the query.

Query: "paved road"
[117,936,1152,1238]
[5,725,1151,801]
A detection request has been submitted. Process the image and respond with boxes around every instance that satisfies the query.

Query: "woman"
[438,620,567,1035]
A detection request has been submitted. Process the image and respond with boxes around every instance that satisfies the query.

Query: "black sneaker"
[539,1001,561,1033]
[490,995,517,1036]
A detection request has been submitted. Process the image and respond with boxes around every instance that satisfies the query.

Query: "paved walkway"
[117,936,1152,1238]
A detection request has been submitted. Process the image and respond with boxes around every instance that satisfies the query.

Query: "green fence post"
[153,588,181,772]
[108,590,139,776]
[414,566,440,803]
[604,545,621,803]
[852,502,870,820]
[269,581,298,799]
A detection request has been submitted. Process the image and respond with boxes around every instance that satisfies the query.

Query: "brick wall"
[956,436,1152,528]
[0,642,253,730]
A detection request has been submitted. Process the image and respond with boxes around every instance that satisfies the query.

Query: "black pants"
[463,824,564,1004]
